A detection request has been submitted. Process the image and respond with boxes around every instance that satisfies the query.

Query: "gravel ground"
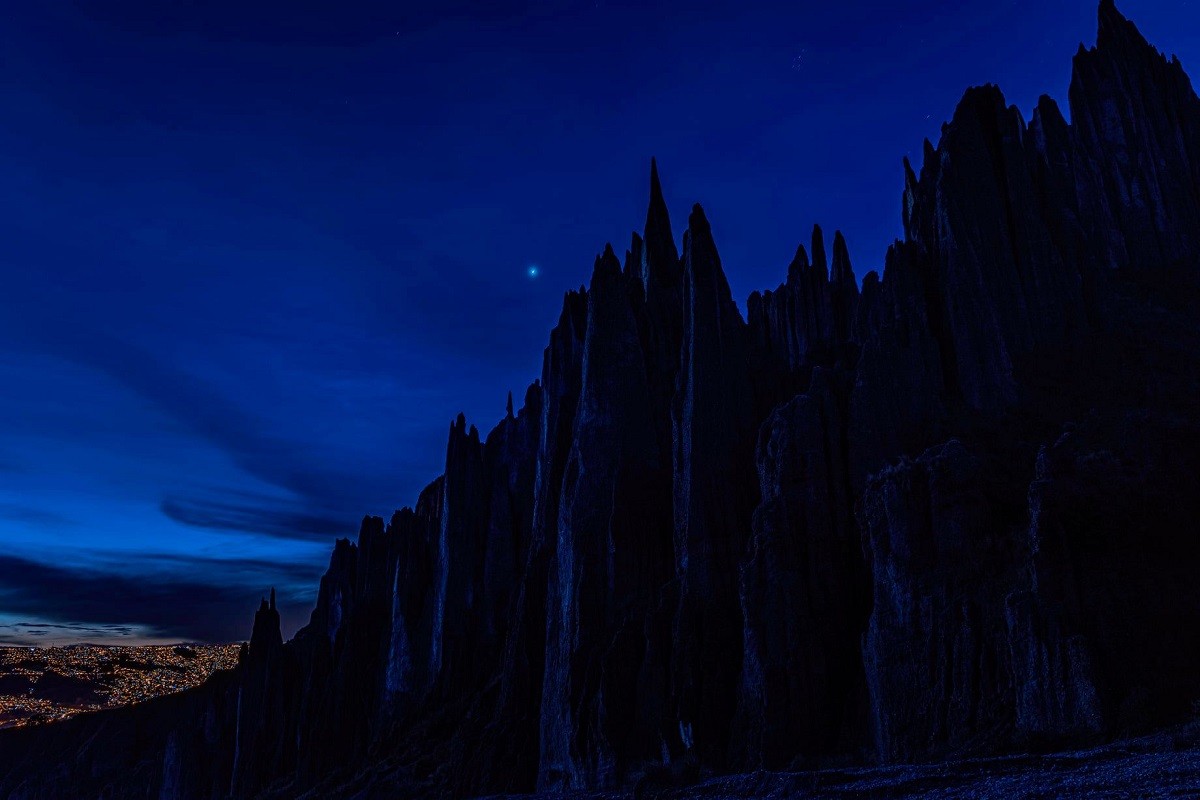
[475,723,1200,799]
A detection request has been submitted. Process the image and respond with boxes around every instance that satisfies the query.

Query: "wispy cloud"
[0,503,73,527]
[159,495,353,542]
[3,316,404,533]
[0,555,322,645]
[0,621,141,646]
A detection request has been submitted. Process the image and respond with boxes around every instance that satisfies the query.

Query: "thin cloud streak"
[0,555,322,645]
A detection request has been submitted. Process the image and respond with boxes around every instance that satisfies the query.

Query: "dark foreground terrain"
[3,1,1200,798]
[674,732,1200,800]
[508,724,1200,799]
[332,725,1200,799]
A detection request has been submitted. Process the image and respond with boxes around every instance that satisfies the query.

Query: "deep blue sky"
[1,0,1196,645]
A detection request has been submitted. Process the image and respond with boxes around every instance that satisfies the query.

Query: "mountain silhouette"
[3,2,1200,797]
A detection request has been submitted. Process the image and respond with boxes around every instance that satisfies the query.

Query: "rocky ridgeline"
[2,2,1199,797]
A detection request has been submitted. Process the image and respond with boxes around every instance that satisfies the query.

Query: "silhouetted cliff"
[2,3,1199,797]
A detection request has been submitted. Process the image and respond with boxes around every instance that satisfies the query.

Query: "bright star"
[527,265,540,279]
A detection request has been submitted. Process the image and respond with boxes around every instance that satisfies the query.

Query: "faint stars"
[792,47,808,71]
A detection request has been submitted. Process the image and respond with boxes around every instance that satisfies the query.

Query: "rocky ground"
[481,723,1200,799]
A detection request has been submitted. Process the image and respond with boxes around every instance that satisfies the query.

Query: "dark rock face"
[670,204,760,770]
[232,591,293,797]
[860,441,1024,762]
[3,4,1200,797]
[735,368,865,769]
[847,241,948,483]
[431,415,486,688]
[1071,0,1200,273]
[386,477,443,709]
[1015,411,1200,737]
[901,85,1087,411]
[539,245,674,789]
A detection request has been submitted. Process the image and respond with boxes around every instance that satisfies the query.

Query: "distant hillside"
[0,644,239,729]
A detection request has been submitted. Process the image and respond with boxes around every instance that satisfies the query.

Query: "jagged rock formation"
[1071,0,1200,273]
[2,3,1200,797]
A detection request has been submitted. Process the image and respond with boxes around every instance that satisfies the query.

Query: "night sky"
[1,1,1196,646]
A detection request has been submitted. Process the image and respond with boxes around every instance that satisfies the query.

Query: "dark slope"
[3,2,1200,797]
